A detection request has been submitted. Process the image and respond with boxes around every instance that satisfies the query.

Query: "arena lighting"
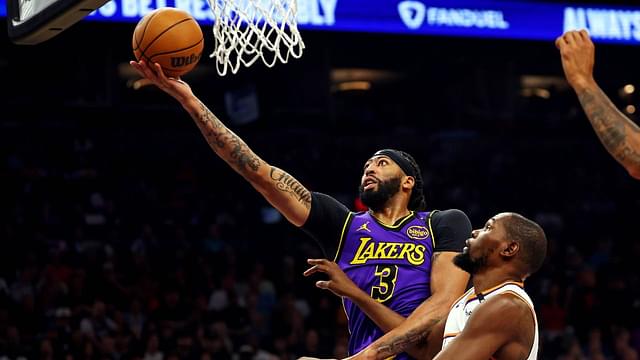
[520,88,551,99]
[330,68,401,93]
[520,75,568,91]
[334,81,372,92]
[626,105,636,114]
[534,88,551,99]
[519,74,571,100]
[331,68,401,84]
[624,84,635,94]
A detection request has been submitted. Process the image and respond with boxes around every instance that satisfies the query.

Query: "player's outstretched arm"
[556,30,640,179]
[130,60,312,226]
[433,294,534,360]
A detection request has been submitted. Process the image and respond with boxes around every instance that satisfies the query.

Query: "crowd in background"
[1,107,639,360]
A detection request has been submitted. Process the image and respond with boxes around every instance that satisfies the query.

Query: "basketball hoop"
[207,0,305,76]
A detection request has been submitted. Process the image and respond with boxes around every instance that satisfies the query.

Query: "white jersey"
[442,281,538,360]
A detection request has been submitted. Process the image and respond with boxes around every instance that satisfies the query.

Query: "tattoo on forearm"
[269,167,312,208]
[195,101,260,172]
[373,318,442,359]
[577,89,640,166]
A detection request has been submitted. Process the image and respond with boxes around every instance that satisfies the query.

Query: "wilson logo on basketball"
[406,226,429,240]
[171,52,202,68]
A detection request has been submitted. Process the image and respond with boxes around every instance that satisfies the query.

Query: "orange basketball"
[132,8,204,78]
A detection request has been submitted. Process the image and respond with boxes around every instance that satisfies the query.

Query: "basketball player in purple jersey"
[301,149,471,359]
[129,60,472,359]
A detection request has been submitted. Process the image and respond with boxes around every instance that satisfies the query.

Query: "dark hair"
[371,149,427,211]
[398,151,426,211]
[502,213,547,275]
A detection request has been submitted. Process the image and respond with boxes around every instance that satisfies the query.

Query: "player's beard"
[453,250,488,275]
[359,176,402,212]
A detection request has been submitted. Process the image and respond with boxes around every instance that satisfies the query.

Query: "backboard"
[6,0,109,44]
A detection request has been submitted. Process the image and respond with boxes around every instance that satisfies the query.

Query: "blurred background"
[1,0,640,359]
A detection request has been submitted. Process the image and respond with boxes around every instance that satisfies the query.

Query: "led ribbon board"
[3,0,640,44]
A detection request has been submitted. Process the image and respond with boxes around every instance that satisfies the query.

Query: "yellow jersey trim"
[427,210,438,249]
[333,212,354,262]
[370,211,415,229]
[341,297,351,335]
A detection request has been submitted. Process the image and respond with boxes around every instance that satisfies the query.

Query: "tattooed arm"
[130,60,312,225]
[575,86,640,179]
[352,252,470,360]
[556,30,640,179]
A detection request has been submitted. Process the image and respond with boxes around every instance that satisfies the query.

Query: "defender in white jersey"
[435,213,547,360]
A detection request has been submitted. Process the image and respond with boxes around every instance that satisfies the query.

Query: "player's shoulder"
[480,291,532,321]
[311,192,350,211]
[430,208,471,224]
[464,291,533,339]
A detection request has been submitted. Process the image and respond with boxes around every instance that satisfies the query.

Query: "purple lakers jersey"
[335,211,435,359]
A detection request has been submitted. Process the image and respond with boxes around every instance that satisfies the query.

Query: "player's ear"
[402,175,415,191]
[501,241,519,258]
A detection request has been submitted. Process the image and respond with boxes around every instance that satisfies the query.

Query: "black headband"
[373,149,416,178]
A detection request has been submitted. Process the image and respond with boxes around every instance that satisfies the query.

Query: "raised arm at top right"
[556,30,640,179]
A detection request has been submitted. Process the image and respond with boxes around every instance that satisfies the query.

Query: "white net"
[207,0,305,76]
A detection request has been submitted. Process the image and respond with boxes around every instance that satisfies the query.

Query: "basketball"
[132,8,204,78]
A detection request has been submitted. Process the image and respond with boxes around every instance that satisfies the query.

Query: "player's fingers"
[136,60,159,80]
[582,30,594,47]
[129,63,147,79]
[138,59,150,71]
[558,33,571,50]
[579,29,589,40]
[555,36,563,50]
[568,30,582,44]
[303,265,320,277]
[305,263,331,275]
[316,280,330,289]
[130,60,149,74]
[139,60,157,76]
[572,31,584,45]
[308,258,330,266]
[153,62,170,83]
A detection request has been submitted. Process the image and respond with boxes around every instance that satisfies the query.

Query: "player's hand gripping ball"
[132,7,204,77]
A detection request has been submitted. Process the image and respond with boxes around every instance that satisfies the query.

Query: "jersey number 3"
[371,265,399,302]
